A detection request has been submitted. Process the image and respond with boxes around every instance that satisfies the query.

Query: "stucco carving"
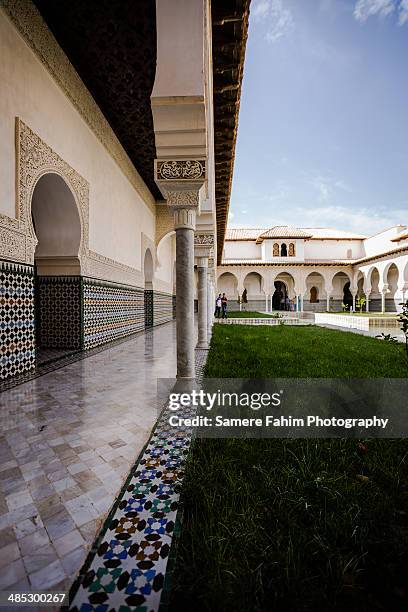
[1,0,155,211]
[194,233,215,246]
[15,118,89,265]
[0,118,146,287]
[166,190,200,209]
[0,227,26,261]
[157,160,206,181]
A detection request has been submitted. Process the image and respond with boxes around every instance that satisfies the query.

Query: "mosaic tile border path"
[67,349,209,612]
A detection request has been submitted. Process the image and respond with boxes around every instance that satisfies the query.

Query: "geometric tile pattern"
[68,349,208,612]
[83,279,145,350]
[153,291,175,327]
[144,290,153,328]
[36,276,82,349]
[0,260,35,380]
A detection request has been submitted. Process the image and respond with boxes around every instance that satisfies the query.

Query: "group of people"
[278,295,296,311]
[214,293,228,319]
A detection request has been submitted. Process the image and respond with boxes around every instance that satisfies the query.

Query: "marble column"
[196,257,208,348]
[381,291,386,314]
[174,208,196,378]
[326,295,331,312]
[265,294,269,313]
[207,276,214,337]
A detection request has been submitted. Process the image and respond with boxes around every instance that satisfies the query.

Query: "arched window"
[310,286,318,303]
[281,243,288,257]
[288,243,295,256]
[273,243,279,257]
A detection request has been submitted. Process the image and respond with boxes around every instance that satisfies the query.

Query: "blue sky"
[228,0,408,235]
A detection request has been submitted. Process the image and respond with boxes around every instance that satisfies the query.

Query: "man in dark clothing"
[221,293,228,319]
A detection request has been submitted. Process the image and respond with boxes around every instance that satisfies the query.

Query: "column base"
[196,341,209,349]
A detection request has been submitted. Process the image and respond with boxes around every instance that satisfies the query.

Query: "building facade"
[217,225,408,313]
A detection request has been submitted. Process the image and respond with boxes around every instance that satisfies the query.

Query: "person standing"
[214,293,222,318]
[221,293,228,319]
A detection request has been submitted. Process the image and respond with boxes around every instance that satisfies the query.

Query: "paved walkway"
[0,323,177,597]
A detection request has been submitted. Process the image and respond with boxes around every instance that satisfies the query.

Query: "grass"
[226,310,281,318]
[205,324,408,378]
[169,325,408,612]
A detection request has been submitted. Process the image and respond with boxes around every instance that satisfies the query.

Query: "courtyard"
[169,323,408,612]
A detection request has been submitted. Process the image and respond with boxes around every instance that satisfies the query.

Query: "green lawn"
[226,310,280,318]
[206,324,408,378]
[169,325,408,612]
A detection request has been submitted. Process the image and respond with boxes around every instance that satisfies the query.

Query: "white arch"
[143,248,154,289]
[31,172,83,275]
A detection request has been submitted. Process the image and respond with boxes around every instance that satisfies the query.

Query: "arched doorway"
[272,281,288,310]
[31,173,82,363]
[331,272,352,311]
[343,282,353,310]
[144,248,154,328]
[310,286,318,303]
[385,263,399,312]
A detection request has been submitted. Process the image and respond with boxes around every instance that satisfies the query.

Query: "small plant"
[341,302,348,312]
[271,312,283,319]
[357,296,366,313]
[398,300,408,359]
[376,333,398,344]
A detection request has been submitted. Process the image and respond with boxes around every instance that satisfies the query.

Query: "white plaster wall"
[224,241,261,259]
[0,10,155,274]
[362,226,406,258]
[305,240,364,260]
[153,0,204,98]
[155,233,175,292]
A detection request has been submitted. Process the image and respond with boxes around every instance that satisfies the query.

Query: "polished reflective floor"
[0,323,177,593]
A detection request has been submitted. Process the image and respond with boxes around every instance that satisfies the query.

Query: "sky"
[228,0,408,235]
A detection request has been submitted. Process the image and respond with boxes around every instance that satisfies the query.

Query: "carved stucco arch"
[17,118,89,265]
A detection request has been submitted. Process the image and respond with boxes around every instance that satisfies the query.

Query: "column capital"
[197,256,208,268]
[154,159,206,199]
[155,159,206,231]
[194,233,214,260]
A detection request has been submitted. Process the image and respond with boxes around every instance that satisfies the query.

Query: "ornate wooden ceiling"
[212,0,251,263]
[34,0,161,200]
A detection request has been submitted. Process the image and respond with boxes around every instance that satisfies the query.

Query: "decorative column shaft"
[326,295,330,312]
[155,158,206,379]
[174,207,196,378]
[195,237,214,350]
[196,257,208,348]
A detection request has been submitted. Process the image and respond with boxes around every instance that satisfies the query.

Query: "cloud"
[252,0,294,42]
[309,175,352,203]
[354,0,395,21]
[353,0,408,24]
[291,204,406,236]
[399,0,408,23]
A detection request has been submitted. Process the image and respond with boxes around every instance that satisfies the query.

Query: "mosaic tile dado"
[153,291,175,327]
[83,279,145,350]
[0,260,35,381]
[36,276,82,350]
[67,348,208,612]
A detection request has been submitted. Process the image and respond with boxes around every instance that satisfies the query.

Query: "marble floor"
[0,323,177,595]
